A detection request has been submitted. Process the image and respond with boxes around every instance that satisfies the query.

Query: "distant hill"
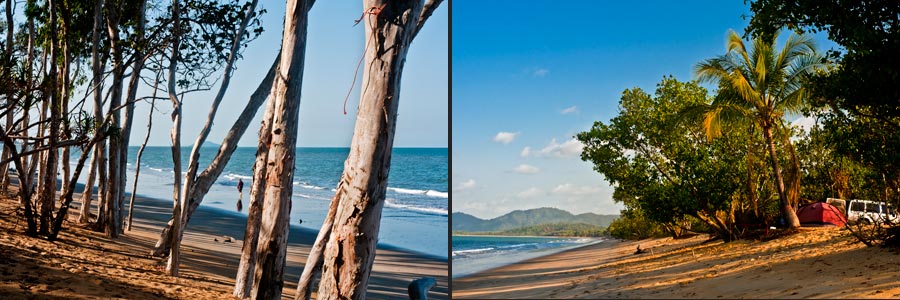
[452,207,619,232]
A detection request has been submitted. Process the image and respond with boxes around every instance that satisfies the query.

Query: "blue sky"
[127,1,448,147]
[452,0,838,219]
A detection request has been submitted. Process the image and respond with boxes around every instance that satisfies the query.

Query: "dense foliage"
[746,0,900,119]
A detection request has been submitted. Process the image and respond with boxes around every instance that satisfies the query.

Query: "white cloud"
[560,106,578,115]
[539,138,584,158]
[520,146,531,157]
[517,187,544,199]
[532,68,549,77]
[492,131,519,144]
[513,164,540,174]
[454,179,477,191]
[552,183,604,196]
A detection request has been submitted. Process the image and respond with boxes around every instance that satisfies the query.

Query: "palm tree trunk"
[762,123,800,228]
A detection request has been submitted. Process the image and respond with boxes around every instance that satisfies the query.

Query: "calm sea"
[74,147,448,258]
[451,235,601,277]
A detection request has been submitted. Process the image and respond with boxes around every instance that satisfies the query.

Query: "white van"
[847,199,898,224]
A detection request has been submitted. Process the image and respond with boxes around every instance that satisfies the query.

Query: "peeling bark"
[249,1,313,299]
[316,1,442,299]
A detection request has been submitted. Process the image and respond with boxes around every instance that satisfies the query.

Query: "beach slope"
[0,193,447,299]
[453,229,900,299]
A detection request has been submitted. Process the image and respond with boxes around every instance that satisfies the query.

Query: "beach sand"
[0,188,447,299]
[453,228,900,299]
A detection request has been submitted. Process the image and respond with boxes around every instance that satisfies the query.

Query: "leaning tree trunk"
[249,1,312,299]
[151,56,279,257]
[762,122,800,228]
[316,1,441,299]
[294,189,340,300]
[172,0,256,275]
[165,0,184,277]
[234,68,278,298]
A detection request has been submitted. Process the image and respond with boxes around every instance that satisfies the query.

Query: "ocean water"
[451,235,601,278]
[73,147,448,258]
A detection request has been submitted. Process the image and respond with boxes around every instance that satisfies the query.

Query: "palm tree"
[692,29,822,228]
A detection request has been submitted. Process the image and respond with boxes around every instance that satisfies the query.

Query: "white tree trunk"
[101,1,125,238]
[127,72,157,231]
[249,1,313,299]
[165,0,185,277]
[81,0,107,225]
[316,1,441,299]
[151,55,279,257]
[294,190,339,300]
[233,74,278,299]
[172,0,257,275]
[119,0,148,233]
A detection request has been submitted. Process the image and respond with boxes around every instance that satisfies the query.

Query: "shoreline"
[1,179,448,299]
[137,192,449,261]
[452,233,606,239]
[452,236,607,279]
[453,228,900,299]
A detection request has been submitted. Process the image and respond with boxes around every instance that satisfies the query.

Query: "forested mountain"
[452,207,618,232]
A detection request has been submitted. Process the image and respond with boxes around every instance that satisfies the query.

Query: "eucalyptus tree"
[306,0,445,299]
[164,0,265,277]
[691,30,822,228]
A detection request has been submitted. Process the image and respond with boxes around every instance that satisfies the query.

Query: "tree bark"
[81,0,106,225]
[152,55,279,257]
[119,0,148,233]
[294,190,339,300]
[79,149,98,223]
[762,123,800,228]
[249,1,312,299]
[165,0,184,277]
[128,73,157,231]
[233,70,277,299]
[316,1,441,298]
[0,0,14,193]
[174,0,256,276]
[101,0,125,238]
[38,0,61,236]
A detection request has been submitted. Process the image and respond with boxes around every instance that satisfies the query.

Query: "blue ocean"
[451,235,601,277]
[74,147,447,258]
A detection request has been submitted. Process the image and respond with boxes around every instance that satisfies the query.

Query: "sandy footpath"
[0,188,447,299]
[453,228,900,299]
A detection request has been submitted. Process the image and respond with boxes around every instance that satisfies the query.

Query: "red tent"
[797,202,847,227]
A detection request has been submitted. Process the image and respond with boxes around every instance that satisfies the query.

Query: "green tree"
[746,0,900,121]
[578,77,750,241]
[690,30,822,228]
